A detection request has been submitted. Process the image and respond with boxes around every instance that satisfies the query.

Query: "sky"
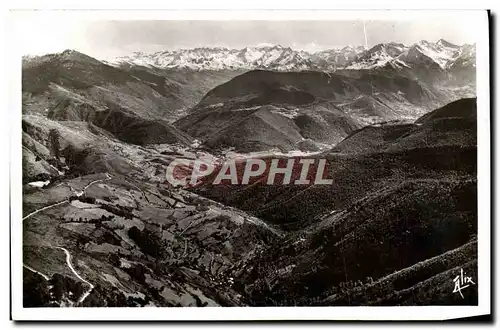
[14,18,479,60]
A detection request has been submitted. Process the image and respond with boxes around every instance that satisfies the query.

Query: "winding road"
[81,173,112,192]
[23,173,112,304]
[23,247,96,305]
[57,247,95,304]
[23,264,50,281]
[22,200,69,221]
[22,173,112,221]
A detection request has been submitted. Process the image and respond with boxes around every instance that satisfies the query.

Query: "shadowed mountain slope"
[197,97,478,306]
[22,50,194,145]
[175,69,452,152]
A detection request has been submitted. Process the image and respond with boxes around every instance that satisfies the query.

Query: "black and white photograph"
[9,9,491,321]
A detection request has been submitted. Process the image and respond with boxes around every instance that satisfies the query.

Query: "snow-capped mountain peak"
[344,42,409,70]
[436,38,460,49]
[411,40,461,69]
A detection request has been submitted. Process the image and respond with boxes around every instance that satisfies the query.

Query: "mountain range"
[108,40,475,77]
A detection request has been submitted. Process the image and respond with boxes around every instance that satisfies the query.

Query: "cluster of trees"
[69,195,96,203]
[48,129,60,160]
[247,271,378,307]
[60,143,92,176]
[23,268,51,307]
[80,283,129,307]
[50,273,87,302]
[124,262,149,284]
[299,277,377,306]
[60,214,115,224]
[128,226,166,258]
[99,203,134,219]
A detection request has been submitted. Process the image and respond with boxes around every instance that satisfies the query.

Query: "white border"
[5,8,495,21]
[9,9,490,321]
